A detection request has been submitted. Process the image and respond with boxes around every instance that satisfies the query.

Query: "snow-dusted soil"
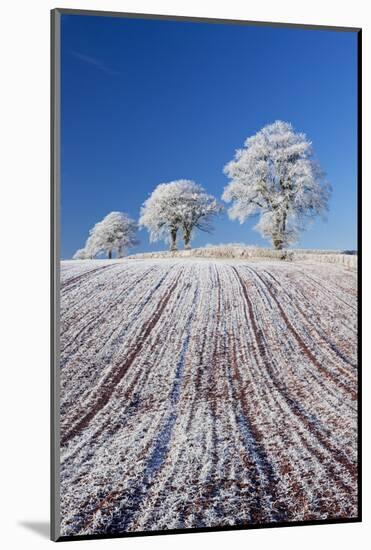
[59,258,358,536]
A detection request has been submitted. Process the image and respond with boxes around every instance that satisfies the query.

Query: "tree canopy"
[75,211,138,259]
[223,120,331,249]
[139,180,222,250]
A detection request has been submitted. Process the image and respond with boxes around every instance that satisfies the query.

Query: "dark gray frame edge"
[51,8,61,543]
[50,7,362,542]
[53,7,361,32]
[357,27,362,527]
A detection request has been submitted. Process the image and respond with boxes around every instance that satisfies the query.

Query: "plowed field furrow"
[59,258,358,536]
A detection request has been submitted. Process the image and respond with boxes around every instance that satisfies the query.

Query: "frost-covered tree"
[74,211,138,259]
[139,182,183,251]
[72,248,88,260]
[139,180,221,250]
[176,181,222,249]
[223,121,331,250]
[83,232,104,259]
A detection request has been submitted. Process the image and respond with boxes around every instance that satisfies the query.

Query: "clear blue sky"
[60,14,358,258]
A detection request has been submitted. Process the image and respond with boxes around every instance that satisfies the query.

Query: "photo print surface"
[52,9,361,541]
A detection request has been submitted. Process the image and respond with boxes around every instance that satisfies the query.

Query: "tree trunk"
[118,245,123,258]
[183,228,191,250]
[273,239,283,250]
[282,211,287,234]
[108,249,112,259]
[272,216,283,250]
[273,210,288,250]
[170,228,177,251]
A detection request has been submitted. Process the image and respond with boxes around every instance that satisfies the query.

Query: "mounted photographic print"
[51,8,361,542]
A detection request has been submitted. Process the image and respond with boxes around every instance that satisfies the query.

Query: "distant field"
[127,245,358,268]
[60,258,358,536]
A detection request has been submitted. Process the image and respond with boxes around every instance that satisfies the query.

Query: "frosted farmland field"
[59,258,358,536]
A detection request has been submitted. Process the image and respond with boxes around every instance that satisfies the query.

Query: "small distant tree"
[74,211,138,259]
[223,121,331,250]
[72,248,88,260]
[139,180,221,250]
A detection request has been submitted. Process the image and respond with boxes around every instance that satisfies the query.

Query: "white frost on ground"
[59,258,358,536]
